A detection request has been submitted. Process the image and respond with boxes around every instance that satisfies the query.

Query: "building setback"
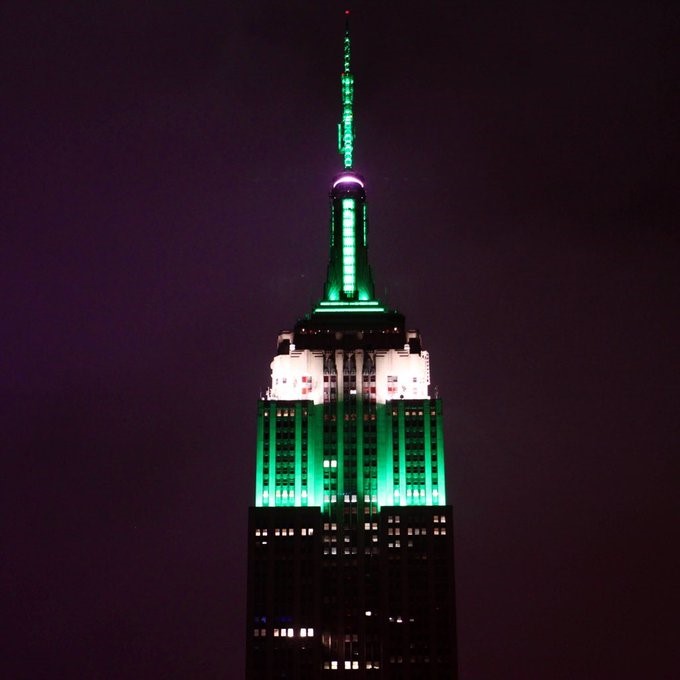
[246,15,457,679]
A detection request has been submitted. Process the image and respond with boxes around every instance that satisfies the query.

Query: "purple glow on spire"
[333,175,365,188]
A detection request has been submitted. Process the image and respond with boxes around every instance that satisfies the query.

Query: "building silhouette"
[246,15,457,679]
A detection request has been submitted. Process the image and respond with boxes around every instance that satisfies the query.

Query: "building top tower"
[247,13,457,677]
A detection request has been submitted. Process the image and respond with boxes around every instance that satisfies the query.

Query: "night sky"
[2,1,678,678]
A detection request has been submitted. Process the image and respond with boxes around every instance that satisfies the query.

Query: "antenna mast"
[338,11,355,169]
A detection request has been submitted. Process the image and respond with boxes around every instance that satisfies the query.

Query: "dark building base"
[246,506,457,679]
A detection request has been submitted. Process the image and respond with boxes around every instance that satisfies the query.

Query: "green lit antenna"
[338,11,355,169]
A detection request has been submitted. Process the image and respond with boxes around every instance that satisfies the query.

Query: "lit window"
[331,661,338,670]
[255,529,261,536]
[254,629,259,637]
[281,528,287,536]
[274,629,279,636]
[331,460,337,468]
[300,628,307,637]
[262,529,267,536]
[289,528,294,536]
[434,528,440,535]
[364,522,370,530]
[345,661,351,670]
[275,528,280,536]
[308,528,314,536]
[301,528,307,536]
[307,627,314,636]
[441,527,447,535]
[288,628,294,637]
[331,523,337,531]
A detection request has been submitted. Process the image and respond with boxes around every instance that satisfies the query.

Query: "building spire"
[315,12,380,311]
[338,11,355,169]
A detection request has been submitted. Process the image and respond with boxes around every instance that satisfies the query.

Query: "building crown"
[317,13,384,314]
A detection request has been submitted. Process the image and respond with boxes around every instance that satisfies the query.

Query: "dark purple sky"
[2,1,678,678]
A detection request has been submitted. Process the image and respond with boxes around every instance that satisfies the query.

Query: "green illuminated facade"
[255,394,446,512]
[247,15,457,678]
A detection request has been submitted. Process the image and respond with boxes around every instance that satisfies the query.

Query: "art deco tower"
[246,16,457,679]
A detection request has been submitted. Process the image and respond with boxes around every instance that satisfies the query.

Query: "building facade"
[246,17,457,679]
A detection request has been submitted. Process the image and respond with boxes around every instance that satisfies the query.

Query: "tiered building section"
[246,16,457,679]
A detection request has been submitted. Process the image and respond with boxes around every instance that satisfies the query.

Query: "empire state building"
[246,15,457,679]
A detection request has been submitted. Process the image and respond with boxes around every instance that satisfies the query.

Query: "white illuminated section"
[270,348,325,404]
[374,348,430,403]
[269,334,431,405]
[332,175,364,188]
